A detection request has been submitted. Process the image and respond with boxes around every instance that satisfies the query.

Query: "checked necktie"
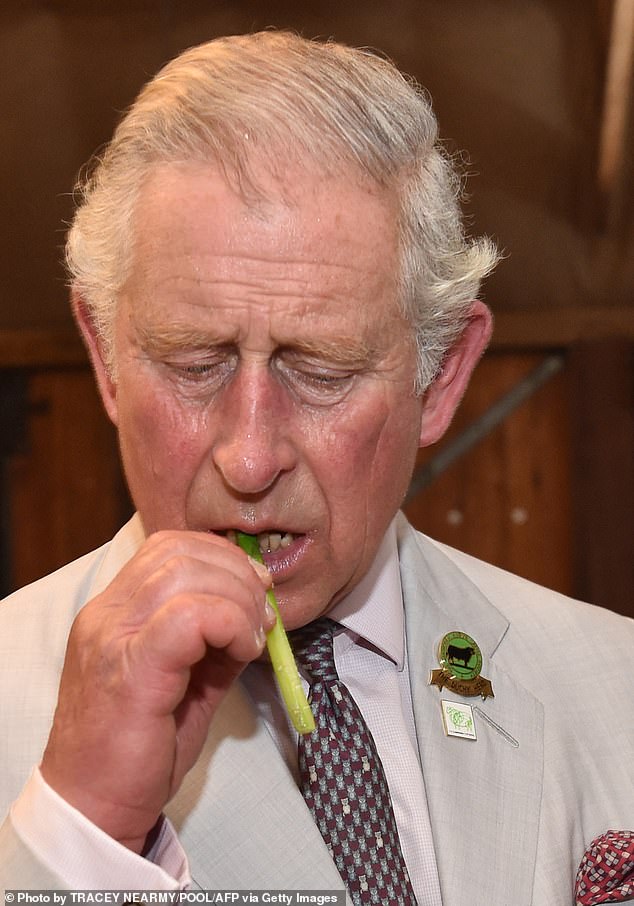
[292,618,418,906]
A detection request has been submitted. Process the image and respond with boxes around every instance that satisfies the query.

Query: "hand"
[40,530,275,853]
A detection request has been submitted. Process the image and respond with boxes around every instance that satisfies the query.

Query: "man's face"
[90,162,426,627]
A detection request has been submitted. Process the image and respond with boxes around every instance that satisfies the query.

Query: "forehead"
[130,160,400,264]
[123,160,406,343]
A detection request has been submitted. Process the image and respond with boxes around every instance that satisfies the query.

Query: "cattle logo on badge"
[429,631,494,699]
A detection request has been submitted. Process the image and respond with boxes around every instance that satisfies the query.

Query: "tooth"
[257,532,270,553]
[269,532,282,552]
[254,531,297,553]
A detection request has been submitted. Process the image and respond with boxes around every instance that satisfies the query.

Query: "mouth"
[224,529,300,555]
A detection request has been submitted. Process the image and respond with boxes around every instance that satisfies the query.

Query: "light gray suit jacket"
[1,514,633,904]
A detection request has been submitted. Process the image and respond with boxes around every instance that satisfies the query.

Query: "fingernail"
[264,599,276,623]
[248,555,271,583]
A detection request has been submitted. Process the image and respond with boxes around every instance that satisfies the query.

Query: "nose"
[211,363,296,495]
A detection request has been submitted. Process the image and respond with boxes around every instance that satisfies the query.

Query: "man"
[1,31,632,906]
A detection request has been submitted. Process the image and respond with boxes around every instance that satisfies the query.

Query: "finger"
[127,557,268,626]
[90,531,270,616]
[135,591,267,688]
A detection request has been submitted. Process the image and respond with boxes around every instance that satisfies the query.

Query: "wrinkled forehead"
[119,158,411,356]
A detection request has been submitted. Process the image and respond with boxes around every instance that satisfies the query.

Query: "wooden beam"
[597,0,634,228]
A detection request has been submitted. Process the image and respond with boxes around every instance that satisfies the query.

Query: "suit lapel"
[398,522,544,906]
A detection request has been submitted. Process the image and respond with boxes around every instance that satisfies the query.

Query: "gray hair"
[66,30,498,391]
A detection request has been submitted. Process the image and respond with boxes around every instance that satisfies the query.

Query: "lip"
[258,533,312,578]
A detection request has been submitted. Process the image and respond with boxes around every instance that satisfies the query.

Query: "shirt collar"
[329,517,405,669]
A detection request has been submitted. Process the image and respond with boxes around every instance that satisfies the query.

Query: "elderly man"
[1,31,633,906]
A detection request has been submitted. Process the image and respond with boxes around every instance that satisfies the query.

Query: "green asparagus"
[236,531,315,735]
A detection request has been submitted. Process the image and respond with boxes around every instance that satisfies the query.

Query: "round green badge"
[438,631,482,681]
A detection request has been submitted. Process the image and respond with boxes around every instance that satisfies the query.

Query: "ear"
[72,293,119,427]
[418,300,493,447]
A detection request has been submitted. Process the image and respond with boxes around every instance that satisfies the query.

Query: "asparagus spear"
[236,531,315,735]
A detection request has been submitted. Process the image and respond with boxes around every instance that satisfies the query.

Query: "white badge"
[440,699,477,740]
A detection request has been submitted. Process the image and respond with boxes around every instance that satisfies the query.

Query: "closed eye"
[274,357,357,404]
[180,363,218,376]
[164,350,238,392]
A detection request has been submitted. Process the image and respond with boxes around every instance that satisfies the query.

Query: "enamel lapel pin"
[429,630,494,700]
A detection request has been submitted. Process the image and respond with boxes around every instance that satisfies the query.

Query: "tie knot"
[290,617,339,684]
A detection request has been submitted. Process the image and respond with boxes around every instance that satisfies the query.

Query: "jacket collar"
[396,516,543,906]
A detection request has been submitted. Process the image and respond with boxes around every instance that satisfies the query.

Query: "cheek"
[308,393,417,506]
[369,416,419,503]
[297,396,420,605]
[327,395,421,523]
[116,380,208,521]
[309,413,383,478]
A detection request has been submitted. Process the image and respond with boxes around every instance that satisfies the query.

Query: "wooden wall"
[3,367,130,594]
[405,353,574,599]
[406,344,634,617]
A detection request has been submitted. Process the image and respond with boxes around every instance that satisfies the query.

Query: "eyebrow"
[280,336,374,366]
[135,323,375,366]
[136,324,237,357]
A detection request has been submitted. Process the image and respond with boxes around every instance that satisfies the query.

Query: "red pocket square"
[575,830,634,905]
